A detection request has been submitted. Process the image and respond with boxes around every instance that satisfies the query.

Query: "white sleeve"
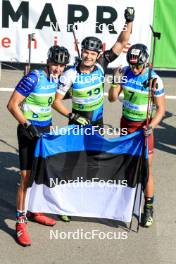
[57,68,77,96]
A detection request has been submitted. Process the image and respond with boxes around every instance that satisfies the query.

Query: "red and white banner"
[0,0,154,66]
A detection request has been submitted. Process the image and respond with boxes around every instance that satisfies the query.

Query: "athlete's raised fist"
[124,7,135,22]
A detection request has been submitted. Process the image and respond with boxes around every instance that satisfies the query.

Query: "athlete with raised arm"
[53,8,135,127]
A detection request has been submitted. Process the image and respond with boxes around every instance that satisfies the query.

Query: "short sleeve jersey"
[57,49,118,122]
[121,66,165,121]
[16,70,58,126]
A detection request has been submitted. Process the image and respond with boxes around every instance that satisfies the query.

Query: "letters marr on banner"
[0,0,154,65]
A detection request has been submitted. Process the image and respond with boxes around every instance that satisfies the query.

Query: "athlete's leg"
[17,170,31,211]
[16,170,32,246]
[120,117,155,227]
[16,125,56,247]
[16,125,35,246]
[142,133,154,227]
[145,153,154,197]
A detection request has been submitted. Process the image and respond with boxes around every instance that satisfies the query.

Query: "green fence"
[152,0,176,69]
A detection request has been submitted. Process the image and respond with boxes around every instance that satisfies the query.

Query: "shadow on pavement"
[0,151,19,242]
[154,111,176,155]
[69,216,130,231]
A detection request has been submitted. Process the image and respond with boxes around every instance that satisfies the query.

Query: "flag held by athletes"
[26,126,148,223]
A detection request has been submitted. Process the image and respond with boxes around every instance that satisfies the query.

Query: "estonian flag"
[26,125,148,225]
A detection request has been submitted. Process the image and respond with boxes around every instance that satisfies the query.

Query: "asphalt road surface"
[0,70,176,264]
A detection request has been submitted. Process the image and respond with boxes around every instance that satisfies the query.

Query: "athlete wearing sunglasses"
[108,43,165,228]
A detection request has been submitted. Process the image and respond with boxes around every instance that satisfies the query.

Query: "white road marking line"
[165,95,176,99]
[0,88,176,99]
[0,88,14,91]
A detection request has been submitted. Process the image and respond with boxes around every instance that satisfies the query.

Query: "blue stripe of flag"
[34,126,146,159]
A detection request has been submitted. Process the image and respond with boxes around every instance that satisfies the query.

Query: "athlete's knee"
[19,170,31,190]
[148,153,153,168]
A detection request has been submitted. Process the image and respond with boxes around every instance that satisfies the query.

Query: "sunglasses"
[129,64,144,70]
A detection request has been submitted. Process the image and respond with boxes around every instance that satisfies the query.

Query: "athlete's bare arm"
[112,8,134,55]
[108,84,122,102]
[150,95,165,129]
[7,90,27,124]
[52,93,70,117]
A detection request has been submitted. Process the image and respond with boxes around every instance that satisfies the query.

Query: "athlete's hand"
[149,78,158,91]
[143,125,153,137]
[112,66,123,85]
[24,123,40,138]
[143,78,158,91]
[124,7,135,22]
[68,113,90,125]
